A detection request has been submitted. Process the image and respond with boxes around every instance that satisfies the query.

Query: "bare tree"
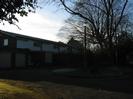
[58,16,98,49]
[57,0,131,49]
[52,0,128,49]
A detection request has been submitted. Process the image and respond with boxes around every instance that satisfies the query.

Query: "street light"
[83,23,87,69]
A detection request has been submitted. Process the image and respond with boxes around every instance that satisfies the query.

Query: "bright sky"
[0,2,69,42]
[0,1,132,42]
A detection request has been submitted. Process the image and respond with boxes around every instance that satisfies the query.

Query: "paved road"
[0,68,133,94]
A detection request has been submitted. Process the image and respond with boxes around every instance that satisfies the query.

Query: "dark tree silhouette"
[45,0,131,49]
[57,0,129,49]
[46,0,133,65]
[0,0,37,24]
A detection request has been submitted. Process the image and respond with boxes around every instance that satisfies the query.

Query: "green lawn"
[0,79,132,99]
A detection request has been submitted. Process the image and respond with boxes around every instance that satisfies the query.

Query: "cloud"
[0,12,64,41]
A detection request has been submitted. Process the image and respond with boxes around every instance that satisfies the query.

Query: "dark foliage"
[53,53,84,68]
[0,0,37,24]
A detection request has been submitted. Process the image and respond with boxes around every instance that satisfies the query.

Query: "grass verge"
[0,79,132,99]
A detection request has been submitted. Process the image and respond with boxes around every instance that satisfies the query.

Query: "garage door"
[0,52,11,68]
[45,53,52,63]
[16,53,26,67]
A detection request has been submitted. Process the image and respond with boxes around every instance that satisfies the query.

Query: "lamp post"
[83,23,87,69]
[115,33,119,66]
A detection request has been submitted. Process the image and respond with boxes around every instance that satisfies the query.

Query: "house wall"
[42,43,59,53]
[27,55,32,66]
[59,46,68,53]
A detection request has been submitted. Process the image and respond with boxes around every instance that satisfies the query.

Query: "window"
[54,45,59,49]
[4,39,8,46]
[33,41,41,47]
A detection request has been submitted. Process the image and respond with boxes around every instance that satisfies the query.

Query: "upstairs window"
[54,45,59,49]
[34,41,41,47]
[4,39,8,46]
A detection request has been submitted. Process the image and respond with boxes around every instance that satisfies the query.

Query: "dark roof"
[0,30,68,47]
